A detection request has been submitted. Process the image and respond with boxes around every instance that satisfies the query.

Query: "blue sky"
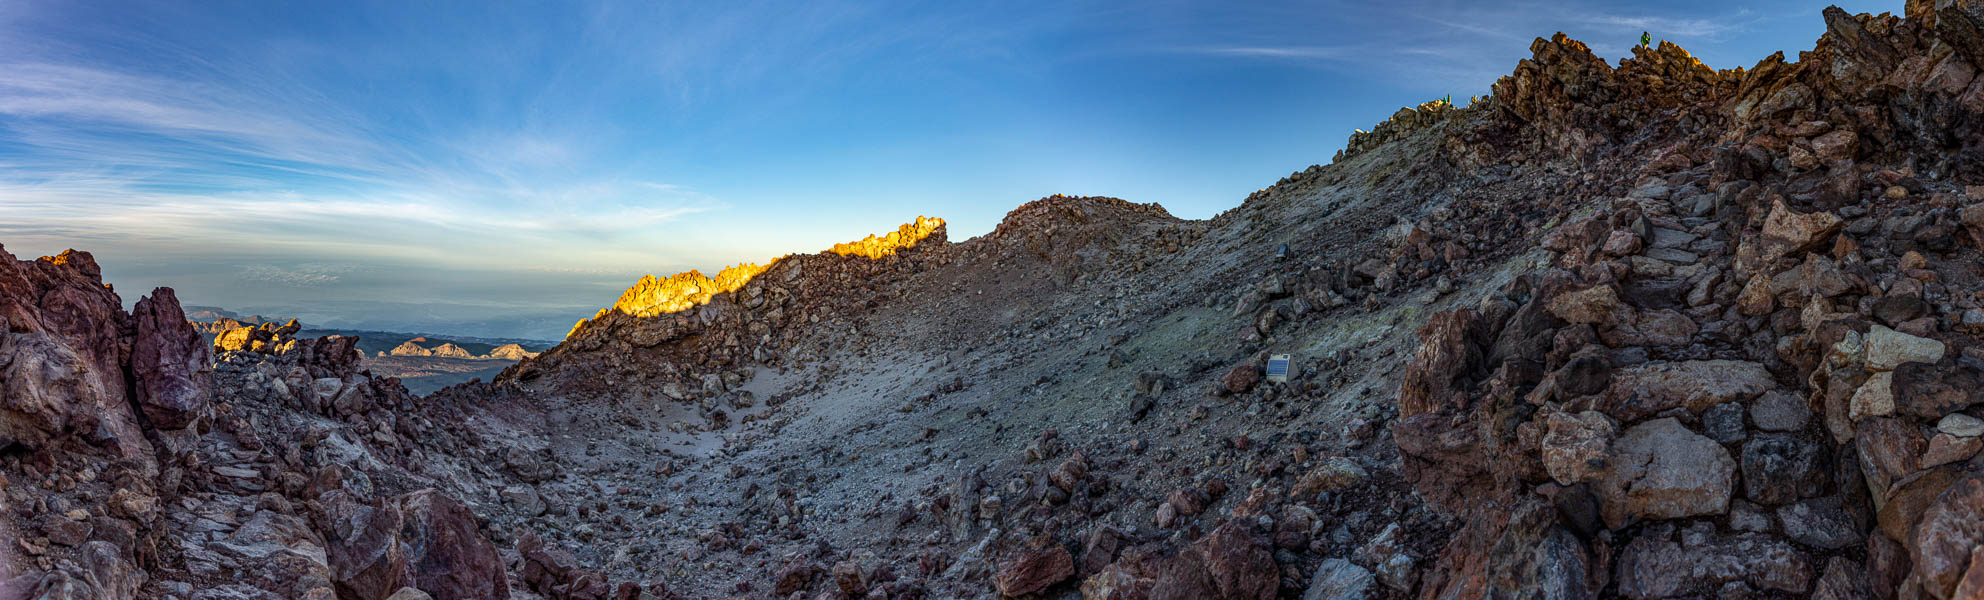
[0,0,1892,339]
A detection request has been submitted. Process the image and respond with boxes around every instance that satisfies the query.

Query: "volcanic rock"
[1603,360,1775,421]
[1594,418,1736,529]
[1616,523,1811,598]
[1540,410,1614,485]
[1865,325,1946,370]
[993,536,1073,597]
[130,287,212,429]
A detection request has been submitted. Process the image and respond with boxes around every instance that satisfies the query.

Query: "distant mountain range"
[183,305,557,355]
[383,338,538,361]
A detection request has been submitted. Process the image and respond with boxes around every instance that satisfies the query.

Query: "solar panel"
[1265,354,1291,383]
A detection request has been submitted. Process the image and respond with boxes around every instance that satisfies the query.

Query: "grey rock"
[1595,418,1737,529]
[1616,522,1812,598]
[1729,500,1774,533]
[1643,247,1700,265]
[1303,558,1373,600]
[1648,227,1699,249]
[501,486,546,517]
[1810,557,1874,600]
[1742,434,1828,505]
[1937,413,1984,438]
[1776,496,1863,550]
[1704,402,1747,444]
[1749,391,1811,432]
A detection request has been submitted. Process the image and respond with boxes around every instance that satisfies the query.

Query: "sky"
[0,0,1894,340]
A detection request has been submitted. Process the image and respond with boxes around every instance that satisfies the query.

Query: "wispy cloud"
[240,264,347,286]
[1193,46,1351,60]
[1574,11,1753,39]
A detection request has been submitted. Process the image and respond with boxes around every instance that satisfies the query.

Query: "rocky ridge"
[3,2,1984,599]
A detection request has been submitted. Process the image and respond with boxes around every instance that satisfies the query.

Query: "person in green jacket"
[1641,31,1651,47]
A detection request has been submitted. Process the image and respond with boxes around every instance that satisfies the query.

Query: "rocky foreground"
[6,2,1984,599]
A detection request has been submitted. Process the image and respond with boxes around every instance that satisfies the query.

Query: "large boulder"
[130,287,211,429]
[1595,418,1737,529]
[319,489,510,600]
[1198,520,1279,600]
[0,541,144,599]
[1912,474,1984,600]
[0,333,101,449]
[994,536,1074,597]
[212,510,337,597]
[1399,310,1481,418]
[0,248,150,459]
[395,490,509,600]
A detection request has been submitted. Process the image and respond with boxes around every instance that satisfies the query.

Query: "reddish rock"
[775,561,819,595]
[832,560,867,597]
[396,490,509,600]
[1857,417,1925,496]
[1547,285,1623,326]
[1910,474,1984,599]
[1199,521,1278,600]
[1810,129,1858,162]
[1399,309,1480,418]
[320,489,510,600]
[1220,364,1260,396]
[1078,527,1125,579]
[1132,520,1279,600]
[1922,433,1982,468]
[130,287,211,429]
[0,248,150,458]
[994,536,1074,597]
[1540,410,1614,485]
[1877,467,1959,548]
[1602,231,1642,255]
[1166,487,1212,518]
[1050,451,1089,492]
[321,490,410,600]
[1761,199,1842,255]
[1737,274,1775,316]
[1890,363,1983,419]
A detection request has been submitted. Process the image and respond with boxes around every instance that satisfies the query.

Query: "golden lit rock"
[564,216,946,340]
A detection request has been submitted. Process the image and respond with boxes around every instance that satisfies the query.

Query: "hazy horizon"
[1,0,1890,339]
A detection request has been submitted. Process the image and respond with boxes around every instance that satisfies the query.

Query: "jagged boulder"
[319,489,510,600]
[1912,474,1984,600]
[0,248,150,458]
[993,536,1074,597]
[130,287,211,429]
